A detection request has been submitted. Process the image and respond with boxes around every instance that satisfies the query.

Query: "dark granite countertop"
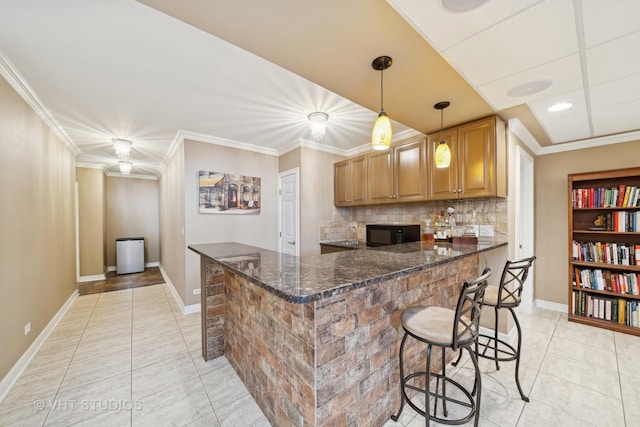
[319,240,362,249]
[189,239,507,304]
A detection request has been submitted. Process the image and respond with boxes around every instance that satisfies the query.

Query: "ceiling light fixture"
[308,112,329,141]
[119,160,132,176]
[548,102,573,112]
[113,138,132,158]
[371,55,393,151]
[434,101,451,169]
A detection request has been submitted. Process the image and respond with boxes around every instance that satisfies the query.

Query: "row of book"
[572,184,640,208]
[602,210,640,232]
[572,267,640,295]
[571,240,640,265]
[572,291,640,327]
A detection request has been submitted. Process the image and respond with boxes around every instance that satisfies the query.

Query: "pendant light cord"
[380,68,384,112]
[440,108,444,142]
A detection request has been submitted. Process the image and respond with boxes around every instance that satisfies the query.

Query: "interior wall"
[0,75,77,381]
[158,142,186,303]
[183,139,279,305]
[106,176,160,267]
[535,139,640,305]
[76,167,106,277]
[299,147,344,255]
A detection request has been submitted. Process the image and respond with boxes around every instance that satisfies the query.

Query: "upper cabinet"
[427,116,507,200]
[367,135,428,205]
[334,116,506,207]
[334,155,367,207]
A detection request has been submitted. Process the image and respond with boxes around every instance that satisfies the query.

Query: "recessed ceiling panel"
[587,32,640,86]
[478,54,583,110]
[386,0,541,51]
[590,74,640,109]
[592,100,640,136]
[445,0,577,86]
[582,0,640,48]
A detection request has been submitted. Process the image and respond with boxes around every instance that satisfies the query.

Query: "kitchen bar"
[189,239,507,426]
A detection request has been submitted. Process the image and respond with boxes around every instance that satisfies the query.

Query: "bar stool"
[391,268,491,426]
[456,256,536,402]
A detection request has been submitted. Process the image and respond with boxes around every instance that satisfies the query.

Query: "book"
[618,184,626,207]
[623,185,632,207]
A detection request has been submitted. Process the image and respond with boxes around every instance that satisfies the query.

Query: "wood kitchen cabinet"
[334,155,367,207]
[367,135,428,205]
[427,116,506,200]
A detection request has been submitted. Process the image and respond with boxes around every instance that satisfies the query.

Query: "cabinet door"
[458,117,495,198]
[395,136,427,202]
[350,156,367,206]
[427,128,458,200]
[334,159,351,207]
[367,149,395,204]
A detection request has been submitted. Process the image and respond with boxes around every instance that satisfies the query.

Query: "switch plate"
[193,288,201,295]
[479,225,494,237]
[24,322,31,335]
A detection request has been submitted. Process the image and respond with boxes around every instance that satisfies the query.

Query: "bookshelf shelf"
[568,167,640,336]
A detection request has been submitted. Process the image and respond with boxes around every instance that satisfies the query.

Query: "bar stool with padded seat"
[455,256,536,402]
[391,268,491,426]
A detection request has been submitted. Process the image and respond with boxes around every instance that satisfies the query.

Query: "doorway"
[278,168,300,256]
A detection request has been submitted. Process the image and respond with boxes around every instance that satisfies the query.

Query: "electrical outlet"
[24,322,31,336]
[193,288,201,295]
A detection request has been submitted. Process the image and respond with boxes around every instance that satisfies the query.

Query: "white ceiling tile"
[478,54,582,110]
[591,100,640,136]
[582,0,640,48]
[587,32,640,85]
[590,73,640,109]
[445,0,577,86]
[386,0,541,51]
[548,125,592,143]
[529,89,587,122]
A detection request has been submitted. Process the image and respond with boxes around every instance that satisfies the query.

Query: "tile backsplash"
[320,198,507,242]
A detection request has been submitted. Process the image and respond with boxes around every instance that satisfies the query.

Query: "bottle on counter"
[434,211,449,243]
[421,220,434,243]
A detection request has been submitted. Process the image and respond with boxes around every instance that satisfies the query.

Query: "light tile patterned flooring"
[0,283,638,426]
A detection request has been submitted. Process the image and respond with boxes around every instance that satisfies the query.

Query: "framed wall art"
[198,170,261,214]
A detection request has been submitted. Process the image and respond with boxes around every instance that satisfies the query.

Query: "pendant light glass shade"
[372,111,392,150]
[434,101,451,168]
[371,56,392,150]
[435,141,451,168]
[112,138,132,158]
[308,112,329,141]
[119,160,133,176]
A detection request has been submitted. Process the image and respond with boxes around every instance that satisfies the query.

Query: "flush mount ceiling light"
[371,55,393,151]
[112,138,132,158]
[434,101,451,169]
[119,160,132,176]
[507,79,552,98]
[548,102,573,112]
[441,0,490,13]
[308,112,329,141]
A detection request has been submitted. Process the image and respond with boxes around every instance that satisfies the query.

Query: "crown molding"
[538,129,640,155]
[0,49,80,156]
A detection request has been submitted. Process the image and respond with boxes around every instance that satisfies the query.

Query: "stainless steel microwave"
[366,224,420,247]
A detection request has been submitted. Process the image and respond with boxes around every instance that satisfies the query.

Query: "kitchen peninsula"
[189,239,507,426]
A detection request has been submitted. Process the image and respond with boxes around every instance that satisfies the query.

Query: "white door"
[515,146,535,313]
[278,168,300,256]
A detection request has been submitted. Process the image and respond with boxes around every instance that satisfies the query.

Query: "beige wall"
[158,142,186,303]
[182,139,279,305]
[106,176,160,267]
[535,139,640,305]
[0,76,77,380]
[77,167,106,277]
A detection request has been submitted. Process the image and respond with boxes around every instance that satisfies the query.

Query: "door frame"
[277,167,300,256]
[515,145,535,313]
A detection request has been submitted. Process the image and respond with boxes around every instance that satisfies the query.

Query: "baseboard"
[535,299,567,313]
[77,273,106,282]
[159,264,201,315]
[0,289,79,403]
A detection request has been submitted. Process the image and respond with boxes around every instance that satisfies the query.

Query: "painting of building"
[199,171,261,214]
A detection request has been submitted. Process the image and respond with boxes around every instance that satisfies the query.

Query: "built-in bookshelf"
[568,167,640,336]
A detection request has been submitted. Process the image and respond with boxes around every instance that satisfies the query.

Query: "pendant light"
[371,56,393,151]
[434,101,451,168]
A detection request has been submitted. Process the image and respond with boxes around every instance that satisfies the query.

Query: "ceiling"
[0,0,639,178]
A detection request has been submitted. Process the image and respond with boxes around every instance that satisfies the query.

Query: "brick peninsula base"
[193,242,489,426]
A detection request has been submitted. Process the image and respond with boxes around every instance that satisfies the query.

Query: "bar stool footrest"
[477,334,517,363]
[400,371,477,425]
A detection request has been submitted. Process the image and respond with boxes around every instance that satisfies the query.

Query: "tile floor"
[0,283,638,426]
